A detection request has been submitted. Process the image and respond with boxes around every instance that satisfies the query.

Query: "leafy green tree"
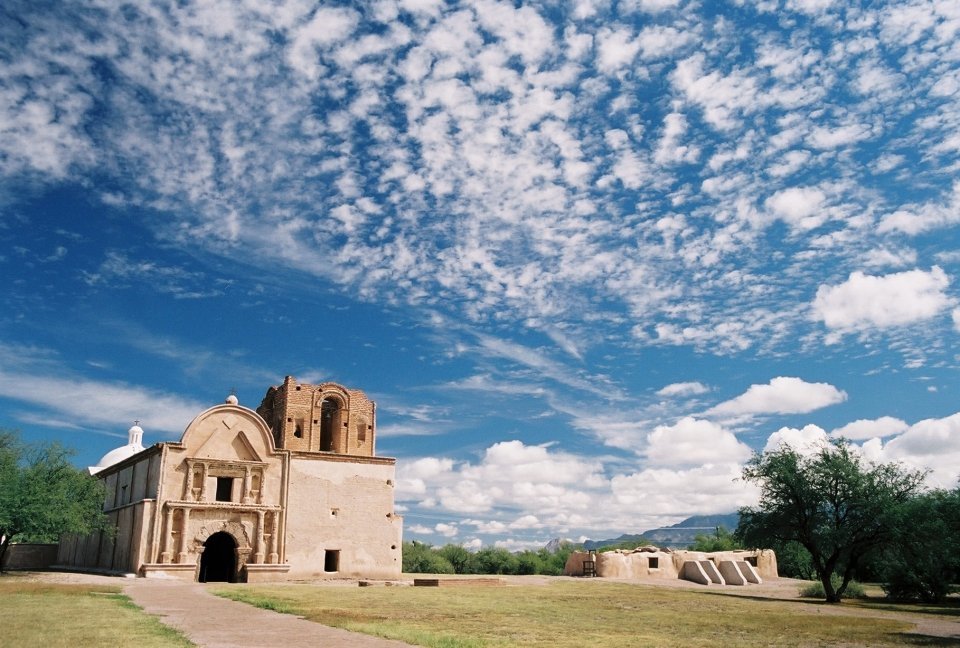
[474,547,519,574]
[0,430,109,571]
[536,544,578,575]
[881,488,960,602]
[688,526,739,552]
[437,543,478,574]
[401,541,454,574]
[767,539,815,580]
[515,550,543,575]
[738,440,925,603]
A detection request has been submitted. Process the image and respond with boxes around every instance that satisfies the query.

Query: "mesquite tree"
[0,430,108,571]
[737,440,925,603]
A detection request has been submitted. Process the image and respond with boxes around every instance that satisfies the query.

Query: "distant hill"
[582,534,647,551]
[579,513,740,551]
[543,537,578,553]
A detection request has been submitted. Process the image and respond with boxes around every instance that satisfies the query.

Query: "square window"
[648,557,659,569]
[215,477,234,502]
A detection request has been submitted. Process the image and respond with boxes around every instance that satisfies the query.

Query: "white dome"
[88,423,146,475]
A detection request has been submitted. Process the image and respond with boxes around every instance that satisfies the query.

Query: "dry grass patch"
[217,580,927,647]
[2,577,192,648]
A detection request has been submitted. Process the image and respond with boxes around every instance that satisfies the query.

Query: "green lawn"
[215,580,934,648]
[2,578,193,648]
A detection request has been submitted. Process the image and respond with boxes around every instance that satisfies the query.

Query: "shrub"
[882,563,958,602]
[800,575,867,600]
[402,541,454,574]
[879,489,960,603]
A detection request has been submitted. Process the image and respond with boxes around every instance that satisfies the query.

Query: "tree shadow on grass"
[895,635,960,646]
[699,589,960,645]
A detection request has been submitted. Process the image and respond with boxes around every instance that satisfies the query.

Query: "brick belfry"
[256,376,376,456]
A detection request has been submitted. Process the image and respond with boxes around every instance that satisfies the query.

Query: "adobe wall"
[2,544,58,570]
[57,448,160,574]
[283,454,402,579]
[564,547,777,582]
[564,548,680,579]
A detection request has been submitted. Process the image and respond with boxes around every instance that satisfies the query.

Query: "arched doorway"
[199,531,237,583]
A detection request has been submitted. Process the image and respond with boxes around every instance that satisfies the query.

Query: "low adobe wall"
[564,547,777,583]
[2,543,59,571]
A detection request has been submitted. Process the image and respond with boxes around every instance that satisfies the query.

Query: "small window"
[648,557,659,569]
[324,549,340,572]
[216,477,234,502]
[745,556,758,567]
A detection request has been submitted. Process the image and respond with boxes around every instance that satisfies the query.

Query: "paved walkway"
[124,579,416,648]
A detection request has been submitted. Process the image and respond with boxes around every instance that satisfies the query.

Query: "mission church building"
[57,377,403,582]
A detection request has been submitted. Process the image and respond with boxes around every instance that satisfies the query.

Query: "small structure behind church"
[564,546,777,585]
[57,377,402,582]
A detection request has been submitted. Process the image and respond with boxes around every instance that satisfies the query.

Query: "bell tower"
[256,375,376,456]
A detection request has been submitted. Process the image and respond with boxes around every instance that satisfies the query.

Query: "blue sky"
[3,0,960,550]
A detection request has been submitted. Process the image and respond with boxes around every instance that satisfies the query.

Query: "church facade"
[57,377,403,582]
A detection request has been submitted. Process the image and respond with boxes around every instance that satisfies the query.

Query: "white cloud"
[656,382,709,397]
[763,424,829,454]
[396,440,606,519]
[708,377,847,417]
[765,186,828,230]
[288,7,361,78]
[812,267,953,333]
[860,412,960,488]
[611,463,758,516]
[646,417,752,467]
[878,183,960,235]
[596,28,641,73]
[435,522,459,537]
[509,514,542,529]
[861,247,917,269]
[391,436,759,540]
[787,0,837,14]
[637,26,693,59]
[654,112,699,165]
[830,416,909,440]
[672,54,758,130]
[0,366,206,437]
[807,123,870,149]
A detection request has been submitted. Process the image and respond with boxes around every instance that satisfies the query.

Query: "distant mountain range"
[555,513,740,552]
